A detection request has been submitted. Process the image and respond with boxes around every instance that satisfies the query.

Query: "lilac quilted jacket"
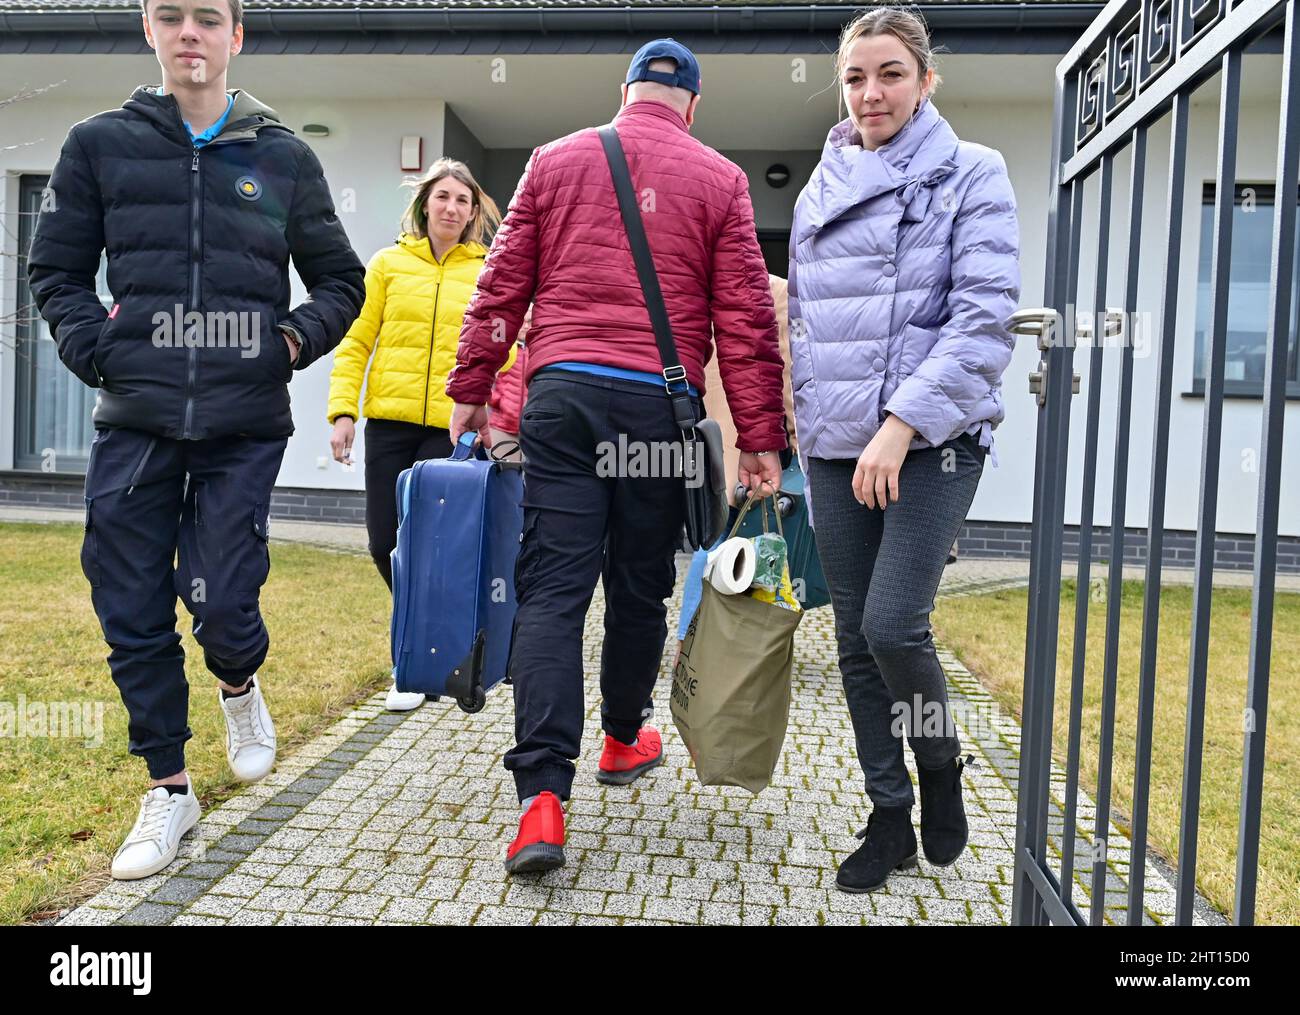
[789,98,1021,466]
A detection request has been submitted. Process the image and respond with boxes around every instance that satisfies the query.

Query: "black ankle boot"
[917,753,973,866]
[835,805,918,894]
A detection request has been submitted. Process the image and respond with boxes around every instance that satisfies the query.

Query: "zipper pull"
[191,151,199,171]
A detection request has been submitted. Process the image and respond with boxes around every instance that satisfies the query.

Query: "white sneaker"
[385,681,425,712]
[111,783,201,880]
[220,677,277,781]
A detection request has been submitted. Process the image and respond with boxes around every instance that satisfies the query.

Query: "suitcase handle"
[451,431,489,462]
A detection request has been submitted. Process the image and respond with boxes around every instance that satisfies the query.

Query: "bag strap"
[727,485,785,541]
[597,124,698,434]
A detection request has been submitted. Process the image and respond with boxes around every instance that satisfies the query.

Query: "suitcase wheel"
[457,686,487,714]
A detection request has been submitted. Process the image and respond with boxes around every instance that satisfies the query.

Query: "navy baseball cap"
[625,38,701,96]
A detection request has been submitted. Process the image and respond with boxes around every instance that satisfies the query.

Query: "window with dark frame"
[1192,182,1300,398]
[14,173,100,472]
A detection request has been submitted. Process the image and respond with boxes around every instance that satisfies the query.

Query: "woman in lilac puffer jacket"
[789,7,1020,895]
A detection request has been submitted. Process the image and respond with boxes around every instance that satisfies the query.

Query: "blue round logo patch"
[235,176,262,201]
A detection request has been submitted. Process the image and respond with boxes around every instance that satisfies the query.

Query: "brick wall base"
[955,521,1299,574]
[3,472,1296,574]
[0,472,367,526]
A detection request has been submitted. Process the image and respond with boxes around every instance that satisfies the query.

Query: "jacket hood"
[796,97,960,244]
[122,86,290,146]
[397,231,488,265]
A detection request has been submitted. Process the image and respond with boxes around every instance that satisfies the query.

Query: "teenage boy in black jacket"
[27,0,365,880]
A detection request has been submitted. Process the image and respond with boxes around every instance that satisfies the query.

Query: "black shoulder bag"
[598,125,727,550]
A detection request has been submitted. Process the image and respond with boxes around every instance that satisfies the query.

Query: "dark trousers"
[363,418,454,589]
[807,434,985,810]
[82,427,288,780]
[505,370,692,802]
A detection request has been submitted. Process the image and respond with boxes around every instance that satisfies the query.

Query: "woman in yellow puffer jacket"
[327,158,506,707]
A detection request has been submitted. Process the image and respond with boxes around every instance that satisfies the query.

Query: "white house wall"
[0,54,1294,535]
[935,93,1296,537]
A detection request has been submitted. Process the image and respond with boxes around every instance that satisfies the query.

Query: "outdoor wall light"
[302,124,330,138]
[765,164,791,188]
[400,135,423,171]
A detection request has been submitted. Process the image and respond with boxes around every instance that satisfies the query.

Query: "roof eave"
[0,4,1108,37]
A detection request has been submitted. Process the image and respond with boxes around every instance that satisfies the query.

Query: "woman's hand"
[853,414,916,508]
[330,416,355,464]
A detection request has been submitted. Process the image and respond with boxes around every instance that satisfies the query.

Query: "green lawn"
[0,522,393,925]
[932,578,1300,925]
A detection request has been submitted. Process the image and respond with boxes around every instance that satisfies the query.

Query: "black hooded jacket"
[27,86,365,439]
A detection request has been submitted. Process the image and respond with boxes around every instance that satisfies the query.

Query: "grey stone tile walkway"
[54,553,1219,927]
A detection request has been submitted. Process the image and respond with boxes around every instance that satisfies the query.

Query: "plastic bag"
[750,528,787,593]
[750,561,802,613]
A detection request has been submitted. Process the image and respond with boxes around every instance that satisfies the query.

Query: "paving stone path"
[55,554,1218,926]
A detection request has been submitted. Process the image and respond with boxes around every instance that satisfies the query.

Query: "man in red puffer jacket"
[448,39,786,877]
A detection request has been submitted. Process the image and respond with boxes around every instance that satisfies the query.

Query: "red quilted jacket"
[446,100,787,452]
[488,342,528,434]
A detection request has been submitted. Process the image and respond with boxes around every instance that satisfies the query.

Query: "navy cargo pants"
[81,426,287,779]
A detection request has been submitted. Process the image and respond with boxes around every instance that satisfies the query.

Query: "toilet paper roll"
[704,537,757,595]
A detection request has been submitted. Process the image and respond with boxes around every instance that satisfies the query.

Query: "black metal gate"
[1012,0,1297,926]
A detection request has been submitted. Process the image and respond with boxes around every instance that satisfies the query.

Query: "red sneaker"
[597,725,664,786]
[504,791,566,875]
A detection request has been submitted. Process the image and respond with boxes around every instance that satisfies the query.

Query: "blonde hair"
[836,6,944,105]
[401,158,501,247]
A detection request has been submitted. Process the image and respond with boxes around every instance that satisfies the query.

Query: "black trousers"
[505,370,694,802]
[806,434,985,809]
[82,427,288,780]
[363,418,454,589]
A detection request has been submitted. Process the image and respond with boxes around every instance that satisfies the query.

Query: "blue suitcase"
[390,432,524,712]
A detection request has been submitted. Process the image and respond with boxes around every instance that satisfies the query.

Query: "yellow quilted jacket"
[327,232,511,428]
